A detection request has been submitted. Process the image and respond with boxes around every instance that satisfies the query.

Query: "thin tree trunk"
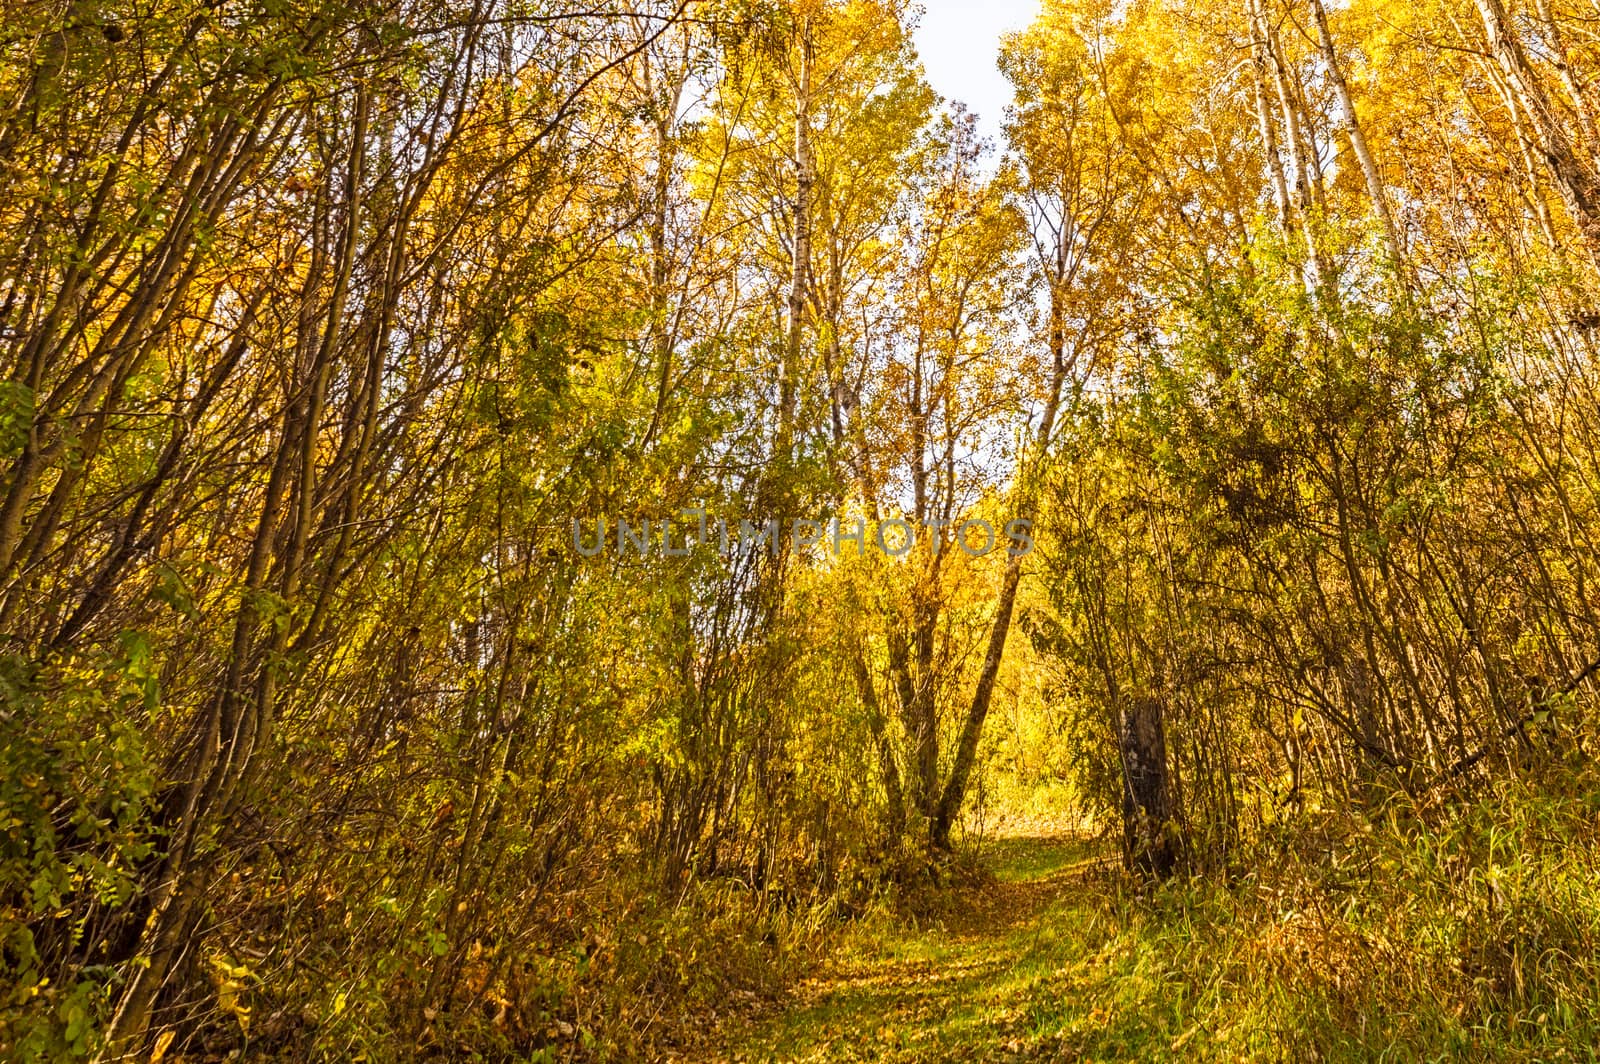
[780,20,813,451]
[1248,16,1293,234]
[930,269,1074,849]
[1475,0,1600,261]
[1310,0,1405,272]
[1253,0,1329,291]
[852,651,907,837]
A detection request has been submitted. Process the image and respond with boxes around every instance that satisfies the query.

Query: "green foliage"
[0,651,159,1061]
[738,767,1600,1061]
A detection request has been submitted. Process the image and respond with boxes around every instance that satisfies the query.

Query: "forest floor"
[716,833,1126,1063]
[696,813,1589,1063]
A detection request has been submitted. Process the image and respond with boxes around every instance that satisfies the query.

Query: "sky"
[912,0,1042,147]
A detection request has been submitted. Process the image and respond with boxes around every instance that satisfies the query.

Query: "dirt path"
[721,835,1107,1063]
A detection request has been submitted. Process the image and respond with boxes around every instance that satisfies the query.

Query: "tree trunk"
[1474,0,1600,262]
[929,260,1074,850]
[780,20,813,449]
[1118,696,1177,878]
[1310,0,1405,272]
[1252,0,1330,291]
[852,650,907,838]
[1248,16,1292,235]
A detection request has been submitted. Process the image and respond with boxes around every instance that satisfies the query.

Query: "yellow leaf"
[150,1030,176,1064]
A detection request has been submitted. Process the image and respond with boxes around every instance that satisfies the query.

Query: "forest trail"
[722,835,1111,1063]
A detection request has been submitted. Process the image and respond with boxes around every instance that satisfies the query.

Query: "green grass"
[979,833,1099,884]
[720,797,1600,1063]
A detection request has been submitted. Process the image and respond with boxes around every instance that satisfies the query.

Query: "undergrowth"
[730,764,1600,1062]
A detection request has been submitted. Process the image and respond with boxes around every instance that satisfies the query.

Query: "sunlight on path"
[722,836,1108,1063]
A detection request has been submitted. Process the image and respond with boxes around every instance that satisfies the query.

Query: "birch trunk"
[1474,0,1600,260]
[1310,0,1405,271]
